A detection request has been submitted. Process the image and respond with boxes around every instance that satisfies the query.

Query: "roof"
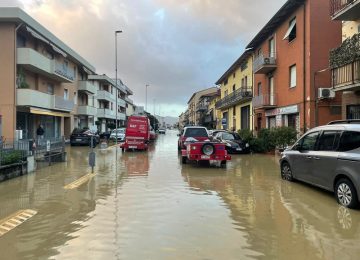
[0,7,95,73]
[187,87,219,104]
[215,50,252,85]
[246,0,305,49]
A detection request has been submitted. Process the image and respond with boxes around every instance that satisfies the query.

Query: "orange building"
[247,0,343,134]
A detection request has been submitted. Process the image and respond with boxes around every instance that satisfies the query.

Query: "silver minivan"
[280,121,360,208]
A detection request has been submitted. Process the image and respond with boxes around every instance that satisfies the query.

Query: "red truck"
[121,115,150,151]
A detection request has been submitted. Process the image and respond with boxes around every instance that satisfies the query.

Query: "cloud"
[17,0,286,116]
[0,0,23,7]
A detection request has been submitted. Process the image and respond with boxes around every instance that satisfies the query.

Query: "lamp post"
[145,84,149,112]
[115,30,122,146]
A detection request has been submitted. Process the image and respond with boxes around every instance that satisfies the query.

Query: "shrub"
[273,127,298,149]
[1,151,23,166]
[238,129,254,143]
[258,128,276,152]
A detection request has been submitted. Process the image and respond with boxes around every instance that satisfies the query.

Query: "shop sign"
[221,118,227,125]
[265,105,299,117]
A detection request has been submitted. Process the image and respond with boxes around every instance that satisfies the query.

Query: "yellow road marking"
[0,209,37,237]
[64,173,96,190]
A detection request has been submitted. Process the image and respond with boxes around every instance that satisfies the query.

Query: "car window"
[339,131,360,152]
[222,133,235,140]
[184,128,208,137]
[300,131,319,151]
[317,131,340,151]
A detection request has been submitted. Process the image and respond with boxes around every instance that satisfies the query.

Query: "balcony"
[330,0,360,20]
[253,53,277,74]
[118,113,126,121]
[97,108,116,119]
[17,89,74,112]
[330,33,360,91]
[216,88,253,110]
[78,105,97,116]
[17,48,74,83]
[125,97,133,104]
[196,105,208,112]
[253,94,277,109]
[118,98,126,108]
[97,90,115,102]
[78,81,97,94]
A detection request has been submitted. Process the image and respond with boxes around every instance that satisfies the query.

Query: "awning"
[26,26,49,44]
[50,43,67,58]
[283,19,296,40]
[30,108,70,117]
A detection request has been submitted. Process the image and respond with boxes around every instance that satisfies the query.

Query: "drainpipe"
[14,23,23,139]
[302,3,306,133]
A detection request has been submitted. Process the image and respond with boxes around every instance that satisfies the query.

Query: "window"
[47,83,54,95]
[224,90,228,97]
[16,34,26,47]
[290,65,296,88]
[300,131,319,151]
[317,131,340,151]
[244,76,248,87]
[74,91,77,104]
[232,84,236,92]
[233,72,236,78]
[347,105,360,119]
[284,18,296,42]
[64,89,69,100]
[184,128,208,137]
[241,106,250,130]
[224,79,228,85]
[257,83,262,96]
[287,114,297,129]
[339,131,360,152]
[269,37,275,58]
[233,106,236,116]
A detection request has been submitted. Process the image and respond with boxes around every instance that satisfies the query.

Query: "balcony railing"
[97,108,116,119]
[54,61,75,82]
[16,89,74,112]
[330,0,360,20]
[78,81,97,94]
[78,105,97,116]
[332,60,360,90]
[196,105,208,112]
[330,33,360,90]
[253,53,277,74]
[97,90,115,102]
[216,87,253,110]
[253,94,277,108]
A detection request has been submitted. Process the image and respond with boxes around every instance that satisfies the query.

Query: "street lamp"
[145,84,149,112]
[115,30,122,146]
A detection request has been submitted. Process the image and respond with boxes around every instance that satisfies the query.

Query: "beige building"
[0,8,133,140]
[330,0,360,119]
[0,7,95,140]
[187,87,218,126]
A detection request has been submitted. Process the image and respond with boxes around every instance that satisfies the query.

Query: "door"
[311,131,341,189]
[290,131,320,182]
[269,37,275,58]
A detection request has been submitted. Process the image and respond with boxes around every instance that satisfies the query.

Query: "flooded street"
[0,130,360,259]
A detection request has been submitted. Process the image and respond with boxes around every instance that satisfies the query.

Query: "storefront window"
[347,105,360,119]
[287,113,298,129]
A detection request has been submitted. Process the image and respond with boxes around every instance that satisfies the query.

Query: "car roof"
[184,126,208,130]
[308,124,360,133]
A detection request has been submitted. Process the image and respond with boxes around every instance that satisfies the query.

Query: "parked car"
[70,129,99,147]
[214,131,250,154]
[150,126,157,140]
[120,115,150,151]
[99,131,111,140]
[110,128,125,141]
[178,126,210,150]
[280,120,360,208]
[158,128,166,134]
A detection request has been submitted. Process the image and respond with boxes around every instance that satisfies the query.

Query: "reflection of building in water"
[121,152,149,177]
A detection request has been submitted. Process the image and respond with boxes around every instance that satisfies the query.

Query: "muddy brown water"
[0,130,359,259]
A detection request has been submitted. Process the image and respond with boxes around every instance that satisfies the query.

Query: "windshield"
[222,132,235,140]
[113,129,125,134]
[184,128,208,137]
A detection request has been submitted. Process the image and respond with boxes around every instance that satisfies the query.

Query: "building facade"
[0,8,133,140]
[215,51,254,131]
[247,0,343,134]
[187,87,218,125]
[329,0,360,119]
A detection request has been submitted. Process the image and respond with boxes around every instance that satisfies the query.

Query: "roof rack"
[328,120,360,125]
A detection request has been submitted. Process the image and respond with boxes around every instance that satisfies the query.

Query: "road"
[0,130,359,259]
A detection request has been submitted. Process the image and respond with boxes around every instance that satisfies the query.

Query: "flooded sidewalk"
[0,130,359,259]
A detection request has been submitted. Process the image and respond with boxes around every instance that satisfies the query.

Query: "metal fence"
[0,139,31,167]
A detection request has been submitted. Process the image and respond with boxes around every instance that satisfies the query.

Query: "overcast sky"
[1,0,286,117]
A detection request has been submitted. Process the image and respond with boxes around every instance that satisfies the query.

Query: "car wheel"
[335,178,359,209]
[181,156,187,164]
[281,162,293,181]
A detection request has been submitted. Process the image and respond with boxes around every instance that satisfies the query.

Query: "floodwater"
[0,130,360,259]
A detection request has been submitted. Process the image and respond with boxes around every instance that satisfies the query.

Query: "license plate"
[129,146,137,149]
[201,155,210,159]
[236,148,242,151]
[76,139,82,141]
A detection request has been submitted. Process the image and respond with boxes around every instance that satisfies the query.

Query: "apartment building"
[0,7,96,140]
[201,90,220,129]
[195,91,219,128]
[247,0,342,134]
[329,0,360,119]
[187,87,218,125]
[215,51,253,131]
